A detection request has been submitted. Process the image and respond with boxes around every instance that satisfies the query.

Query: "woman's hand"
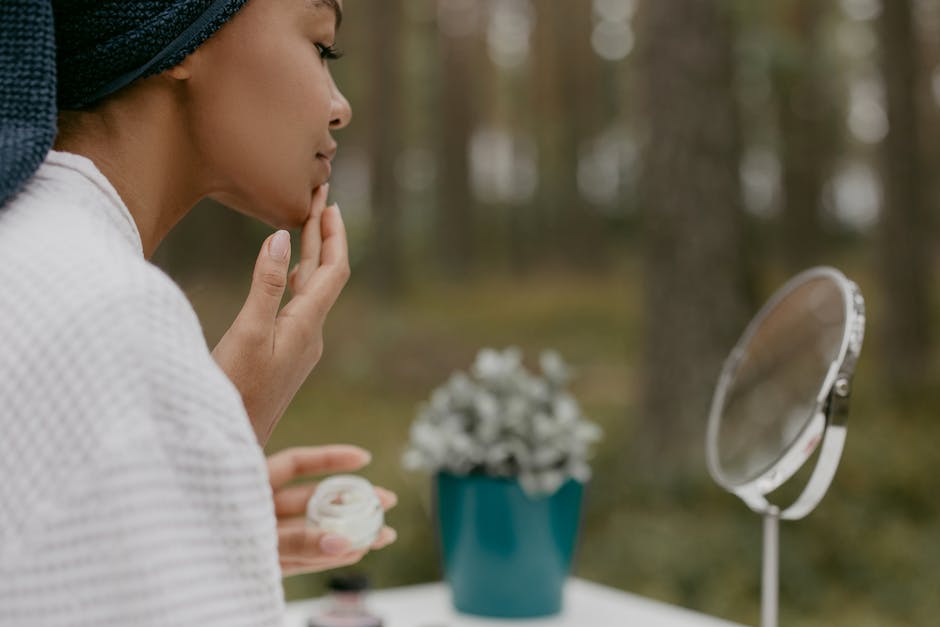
[267,445,398,578]
[212,184,349,445]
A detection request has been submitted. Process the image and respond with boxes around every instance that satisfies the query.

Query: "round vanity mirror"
[706,266,865,627]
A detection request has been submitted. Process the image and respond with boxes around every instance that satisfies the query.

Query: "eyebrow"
[305,0,343,29]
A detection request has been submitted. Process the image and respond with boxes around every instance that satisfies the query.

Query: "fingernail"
[269,230,290,260]
[320,534,350,555]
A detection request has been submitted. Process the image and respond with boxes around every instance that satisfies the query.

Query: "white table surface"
[284,577,746,627]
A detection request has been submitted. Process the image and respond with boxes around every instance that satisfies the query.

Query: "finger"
[267,445,371,489]
[280,555,362,577]
[273,483,320,517]
[319,532,352,555]
[233,230,291,331]
[277,520,353,555]
[278,204,349,329]
[287,264,300,296]
[274,483,397,518]
[280,518,393,555]
[277,524,320,556]
[300,184,329,268]
[276,516,308,531]
[280,549,367,576]
[317,203,348,269]
[375,487,398,511]
[370,526,397,550]
[278,524,353,558]
[291,184,329,291]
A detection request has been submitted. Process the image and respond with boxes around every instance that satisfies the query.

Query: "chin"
[212,185,311,229]
[281,211,309,230]
[253,202,308,230]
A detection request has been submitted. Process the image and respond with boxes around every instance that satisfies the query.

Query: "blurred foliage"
[154,0,940,625]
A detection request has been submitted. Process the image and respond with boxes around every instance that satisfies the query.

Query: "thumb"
[240,230,291,325]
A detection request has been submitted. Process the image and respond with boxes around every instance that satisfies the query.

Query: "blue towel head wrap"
[0,0,250,209]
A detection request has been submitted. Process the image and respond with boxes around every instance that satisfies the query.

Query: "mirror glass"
[714,275,846,486]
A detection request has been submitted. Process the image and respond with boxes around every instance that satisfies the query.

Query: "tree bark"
[530,1,607,270]
[436,1,478,279]
[877,0,933,395]
[636,0,751,471]
[367,0,405,298]
[770,0,831,272]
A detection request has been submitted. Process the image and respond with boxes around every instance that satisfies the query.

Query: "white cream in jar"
[306,474,384,550]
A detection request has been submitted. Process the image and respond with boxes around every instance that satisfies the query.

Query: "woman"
[0,0,396,624]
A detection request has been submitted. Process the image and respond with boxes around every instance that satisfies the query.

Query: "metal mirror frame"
[705,266,865,627]
[707,266,865,518]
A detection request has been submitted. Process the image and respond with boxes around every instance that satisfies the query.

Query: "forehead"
[304,0,343,27]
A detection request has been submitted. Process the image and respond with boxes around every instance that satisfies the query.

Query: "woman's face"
[186,0,350,228]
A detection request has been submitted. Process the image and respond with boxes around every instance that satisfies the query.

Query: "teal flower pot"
[434,471,585,618]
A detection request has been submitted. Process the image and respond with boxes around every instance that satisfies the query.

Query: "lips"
[318,142,338,162]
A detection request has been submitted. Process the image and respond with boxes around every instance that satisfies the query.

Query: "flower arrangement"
[403,347,602,496]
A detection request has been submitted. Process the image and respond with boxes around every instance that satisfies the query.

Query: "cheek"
[192,42,330,222]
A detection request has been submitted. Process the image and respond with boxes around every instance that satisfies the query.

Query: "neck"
[54,85,207,259]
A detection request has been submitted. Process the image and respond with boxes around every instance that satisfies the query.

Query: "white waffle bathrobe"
[0,150,285,626]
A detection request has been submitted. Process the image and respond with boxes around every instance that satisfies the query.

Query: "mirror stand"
[761,505,780,627]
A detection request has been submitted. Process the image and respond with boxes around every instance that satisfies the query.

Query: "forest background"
[153,1,940,625]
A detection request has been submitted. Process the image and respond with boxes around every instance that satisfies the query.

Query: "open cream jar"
[306,475,384,550]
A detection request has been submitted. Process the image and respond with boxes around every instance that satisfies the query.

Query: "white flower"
[540,349,572,387]
[524,376,551,403]
[446,372,476,408]
[567,460,593,483]
[532,412,559,442]
[553,394,581,425]
[473,390,499,421]
[532,445,565,469]
[403,347,603,497]
[430,387,451,412]
[410,421,442,454]
[520,469,566,496]
[574,421,603,443]
[472,346,523,383]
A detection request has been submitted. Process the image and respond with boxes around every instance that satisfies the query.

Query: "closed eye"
[315,42,343,61]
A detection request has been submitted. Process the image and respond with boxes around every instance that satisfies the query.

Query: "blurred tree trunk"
[636,0,751,472]
[550,1,607,269]
[436,2,478,279]
[474,27,514,276]
[367,0,405,298]
[531,1,607,270]
[480,15,536,277]
[529,0,562,265]
[505,70,537,276]
[771,0,830,272]
[877,0,933,395]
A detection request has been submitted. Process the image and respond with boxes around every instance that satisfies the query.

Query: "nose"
[329,74,352,130]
